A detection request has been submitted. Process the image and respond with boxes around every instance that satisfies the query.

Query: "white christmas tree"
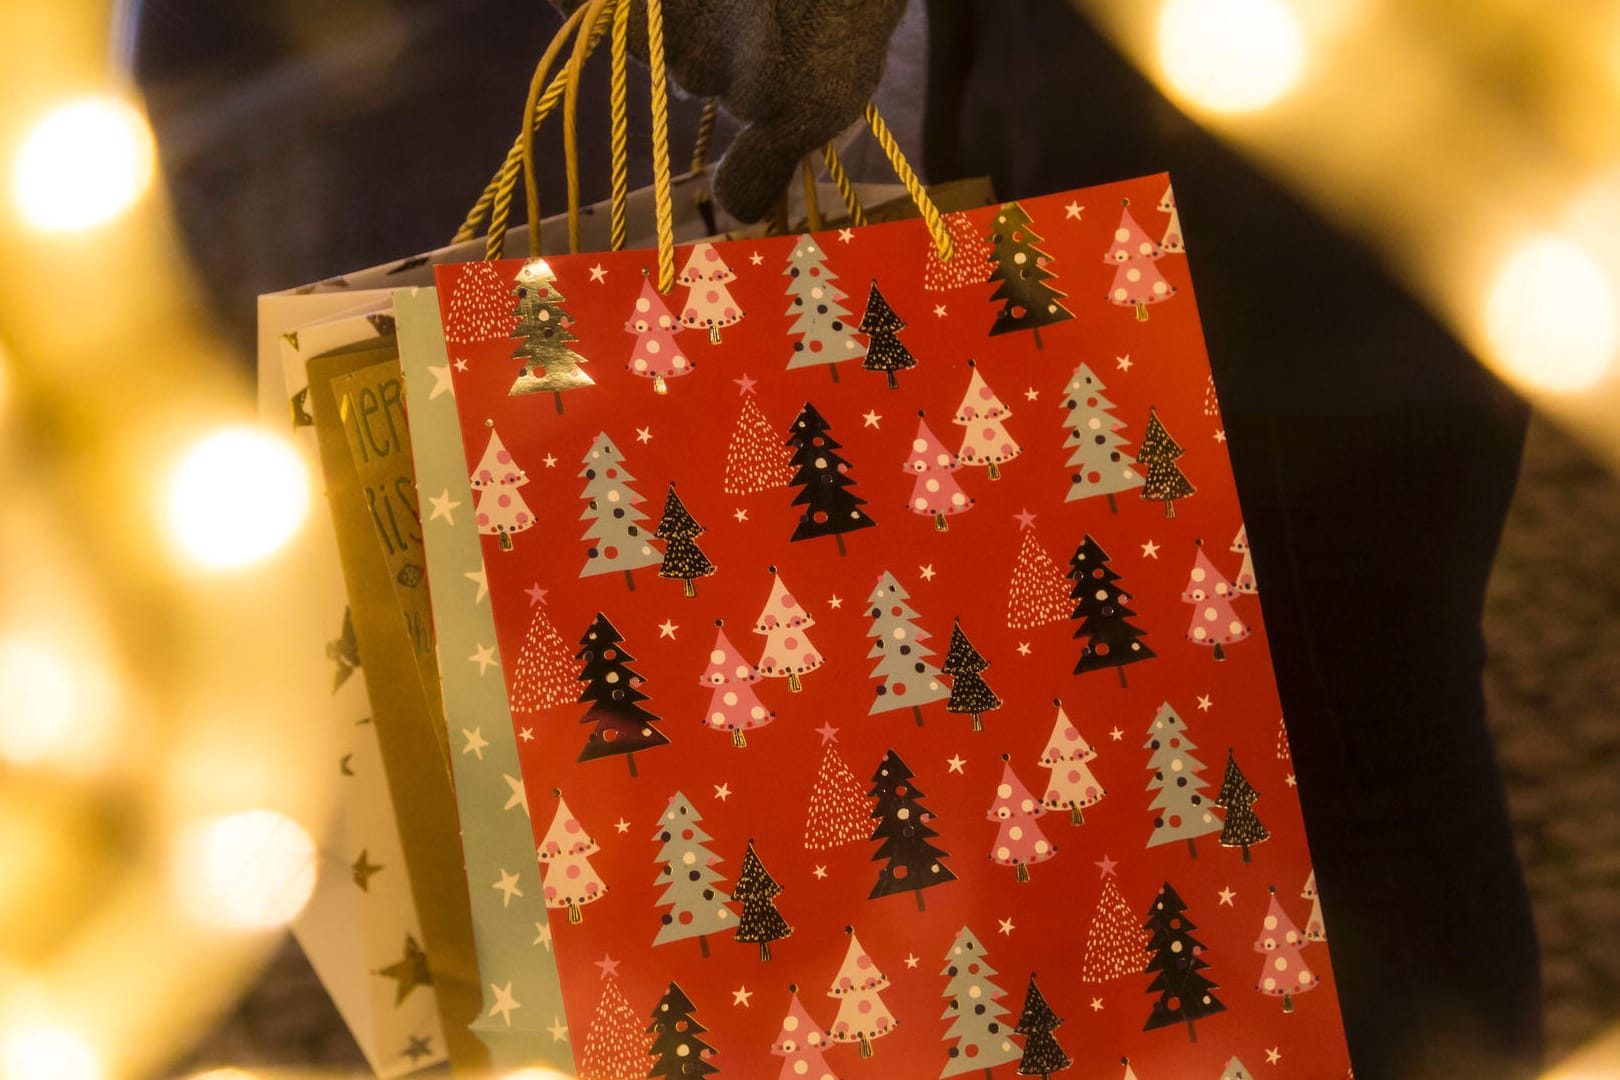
[1038,700,1106,825]
[677,242,744,343]
[827,928,896,1057]
[754,569,823,693]
[470,428,536,551]
[953,362,1021,480]
[538,793,606,923]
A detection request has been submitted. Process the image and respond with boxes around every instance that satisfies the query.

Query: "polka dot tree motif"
[770,987,837,1080]
[905,412,974,532]
[724,392,795,496]
[647,981,719,1080]
[923,210,993,292]
[753,568,823,693]
[1061,363,1144,512]
[579,976,653,1080]
[986,201,1075,349]
[1254,885,1318,1012]
[785,235,866,381]
[1143,702,1223,858]
[867,748,958,909]
[941,617,1002,733]
[575,611,671,776]
[1013,973,1072,1078]
[938,926,1022,1077]
[1141,880,1227,1041]
[538,791,606,924]
[827,926,896,1057]
[578,432,663,590]
[731,838,793,962]
[989,753,1057,882]
[786,401,877,555]
[1181,540,1250,661]
[1104,200,1176,322]
[804,745,875,851]
[1157,183,1184,254]
[1219,1055,1255,1080]
[678,241,743,344]
[864,570,951,726]
[1081,871,1150,983]
[1137,407,1195,519]
[1067,534,1156,686]
[650,792,736,957]
[1231,524,1257,594]
[1214,748,1271,862]
[700,620,774,748]
[857,280,918,390]
[1120,1058,1142,1080]
[444,260,517,344]
[510,597,580,714]
[954,360,1021,481]
[1301,870,1326,942]
[624,272,691,395]
[653,482,717,598]
[508,258,594,407]
[469,426,535,551]
[1038,699,1106,826]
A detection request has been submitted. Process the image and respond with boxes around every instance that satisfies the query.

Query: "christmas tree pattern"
[865,570,952,725]
[1215,748,1270,862]
[828,927,896,1057]
[939,926,1022,1078]
[1013,974,1072,1078]
[1105,200,1176,322]
[770,987,837,1080]
[538,792,606,924]
[701,620,774,747]
[1219,1056,1254,1080]
[1182,541,1250,661]
[1254,885,1318,1012]
[732,839,792,961]
[858,281,918,390]
[678,241,743,344]
[868,748,958,908]
[954,361,1021,481]
[1142,881,1226,1040]
[625,272,692,394]
[1067,535,1155,685]
[580,977,652,1080]
[1143,702,1222,857]
[724,392,795,496]
[1038,700,1105,825]
[1006,529,1072,631]
[509,597,580,713]
[1081,871,1148,982]
[784,234,866,380]
[1137,408,1194,519]
[1120,1059,1141,1080]
[753,568,823,693]
[941,618,1002,732]
[578,432,663,589]
[924,210,993,291]
[989,754,1056,882]
[1157,183,1184,254]
[509,257,593,403]
[804,745,875,850]
[1061,363,1144,511]
[1231,524,1257,594]
[654,482,716,597]
[651,792,736,957]
[575,612,671,775]
[786,401,876,554]
[1301,871,1326,942]
[648,982,719,1079]
[444,260,515,344]
[1276,716,1291,761]
[470,427,536,552]
[986,201,1074,349]
[906,413,974,530]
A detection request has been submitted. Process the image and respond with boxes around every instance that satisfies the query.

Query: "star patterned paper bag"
[430,172,1353,1078]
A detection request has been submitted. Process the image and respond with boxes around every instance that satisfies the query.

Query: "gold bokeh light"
[163,428,311,571]
[1484,235,1619,395]
[0,1024,101,1080]
[172,810,319,931]
[0,637,118,773]
[10,96,154,233]
[1156,0,1307,115]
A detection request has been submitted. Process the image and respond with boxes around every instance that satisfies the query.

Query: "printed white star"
[837,228,854,243]
[469,643,498,675]
[732,986,753,1007]
[904,954,920,969]
[1090,997,1105,1011]
[533,922,552,949]
[1110,727,1124,741]
[946,754,966,774]
[1197,694,1213,711]
[998,917,1015,936]
[1141,540,1160,559]
[543,453,557,467]
[428,364,454,400]
[919,564,936,581]
[933,303,948,318]
[1064,200,1084,220]
[734,508,748,523]
[428,490,460,525]
[588,263,607,282]
[504,774,529,816]
[454,357,469,372]
[1219,887,1236,906]
[714,783,732,801]
[461,727,489,759]
[1116,354,1133,371]
[749,251,764,266]
[1214,429,1227,443]
[863,409,882,428]
[489,981,521,1026]
[519,727,535,741]
[466,565,489,603]
[827,595,843,609]
[614,817,631,833]
[658,619,678,639]
[1266,1047,1281,1065]
[636,426,653,444]
[1286,773,1298,787]
[1017,642,1031,656]
[812,865,828,879]
[547,1016,569,1043]
[1024,386,1040,401]
[493,869,523,907]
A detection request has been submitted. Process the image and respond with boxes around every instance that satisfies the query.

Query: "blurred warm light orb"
[0,638,116,771]
[182,1070,260,1080]
[173,809,318,930]
[1157,0,1307,114]
[501,1070,574,1080]
[1485,236,1618,394]
[0,1025,101,1080]
[164,427,310,570]
[11,97,155,232]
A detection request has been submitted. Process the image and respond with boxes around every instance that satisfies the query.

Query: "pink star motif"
[525,583,547,606]
[595,954,619,979]
[815,722,839,745]
[1095,855,1118,878]
[1013,508,1037,530]
[734,373,758,395]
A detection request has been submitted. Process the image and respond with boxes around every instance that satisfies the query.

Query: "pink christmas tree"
[723,392,795,495]
[509,596,580,713]
[803,745,874,850]
[579,977,652,1080]
[1302,871,1327,942]
[923,210,993,291]
[538,792,606,924]
[1157,183,1184,253]
[444,260,516,344]
[1007,528,1072,631]
[700,620,774,747]
[1104,200,1176,321]
[953,361,1021,481]
[1038,699,1105,825]
[827,927,896,1057]
[753,568,823,693]
[1231,524,1257,594]
[989,754,1056,882]
[624,273,692,394]
[770,987,837,1080]
[678,241,743,343]
[905,413,973,531]
[470,427,535,551]
[1254,886,1319,1012]
[1182,540,1250,661]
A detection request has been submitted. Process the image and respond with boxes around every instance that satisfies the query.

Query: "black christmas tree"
[986,201,1075,350]
[868,748,958,910]
[858,280,917,390]
[785,401,876,555]
[1068,535,1155,686]
[1137,407,1195,518]
[647,982,718,1080]
[1014,974,1072,1078]
[941,618,1002,732]
[731,839,792,962]
[1215,749,1271,863]
[654,482,716,598]
[508,259,593,411]
[575,612,670,776]
[1142,881,1227,1041]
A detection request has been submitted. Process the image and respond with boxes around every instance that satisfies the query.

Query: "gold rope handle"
[820,142,867,228]
[607,0,632,251]
[863,101,951,260]
[691,98,720,174]
[801,157,823,233]
[553,0,611,256]
[646,0,676,292]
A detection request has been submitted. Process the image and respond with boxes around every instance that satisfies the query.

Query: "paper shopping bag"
[427,171,1353,1078]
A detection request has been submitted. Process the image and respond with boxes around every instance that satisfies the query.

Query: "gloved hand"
[553,0,906,223]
